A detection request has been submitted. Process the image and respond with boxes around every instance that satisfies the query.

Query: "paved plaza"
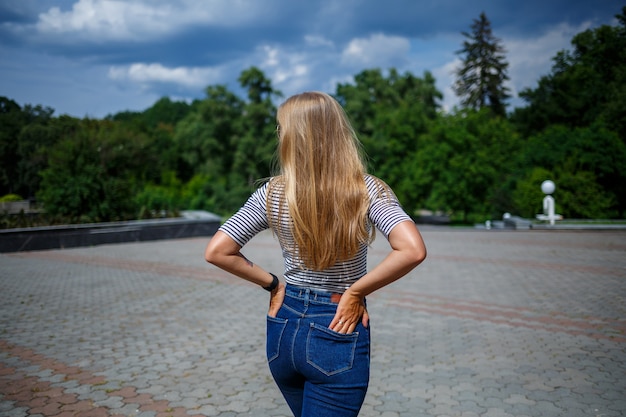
[1,226,625,416]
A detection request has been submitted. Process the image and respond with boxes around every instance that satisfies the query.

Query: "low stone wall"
[0,201,30,214]
[0,212,221,253]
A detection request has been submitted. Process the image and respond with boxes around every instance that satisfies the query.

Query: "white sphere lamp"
[541,180,555,195]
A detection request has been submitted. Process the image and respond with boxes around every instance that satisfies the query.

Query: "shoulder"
[265,176,284,194]
[364,174,381,184]
[251,179,270,195]
[364,174,394,197]
[244,178,273,207]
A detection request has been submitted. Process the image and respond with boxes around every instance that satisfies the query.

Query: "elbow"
[204,248,216,265]
[389,221,427,270]
[204,242,223,266]
[406,243,427,269]
[204,231,240,269]
[411,246,427,268]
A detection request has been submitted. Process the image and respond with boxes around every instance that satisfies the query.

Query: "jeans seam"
[290,319,300,371]
[266,316,287,363]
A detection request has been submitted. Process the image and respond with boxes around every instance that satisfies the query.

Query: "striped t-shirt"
[219,174,412,293]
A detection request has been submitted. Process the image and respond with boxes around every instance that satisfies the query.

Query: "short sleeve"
[366,175,412,238]
[218,183,269,247]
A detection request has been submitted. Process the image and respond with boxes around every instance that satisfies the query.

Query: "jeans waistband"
[285,284,342,304]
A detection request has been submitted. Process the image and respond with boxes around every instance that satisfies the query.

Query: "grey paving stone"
[2,408,29,417]
[1,229,625,417]
[108,403,143,416]
[94,395,125,409]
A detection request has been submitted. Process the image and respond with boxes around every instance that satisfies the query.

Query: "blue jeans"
[266,285,370,417]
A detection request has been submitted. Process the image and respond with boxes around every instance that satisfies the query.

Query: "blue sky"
[0,0,622,118]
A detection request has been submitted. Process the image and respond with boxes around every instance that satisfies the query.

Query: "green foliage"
[509,7,626,218]
[336,68,443,213]
[555,169,616,219]
[181,174,214,210]
[170,67,280,215]
[37,119,148,222]
[134,171,183,216]
[3,10,626,226]
[513,166,616,219]
[0,194,23,202]
[0,98,57,197]
[512,7,626,138]
[515,123,626,217]
[17,115,80,198]
[0,97,25,195]
[512,168,554,218]
[234,67,281,184]
[411,109,522,221]
[107,96,193,131]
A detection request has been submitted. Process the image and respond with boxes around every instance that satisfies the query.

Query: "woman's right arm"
[349,220,426,297]
[329,220,426,333]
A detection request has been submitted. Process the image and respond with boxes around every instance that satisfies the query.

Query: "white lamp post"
[541,180,556,226]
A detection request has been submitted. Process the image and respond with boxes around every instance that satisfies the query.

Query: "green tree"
[411,109,521,222]
[512,7,626,138]
[107,97,194,185]
[513,123,625,218]
[175,85,243,178]
[134,170,183,217]
[16,114,79,199]
[171,67,280,215]
[511,167,554,218]
[234,67,282,186]
[454,12,510,116]
[0,97,23,195]
[172,85,245,213]
[513,166,615,219]
[109,97,193,130]
[336,69,395,139]
[335,68,442,212]
[0,99,61,198]
[37,119,151,222]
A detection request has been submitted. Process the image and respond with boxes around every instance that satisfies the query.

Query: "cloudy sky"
[0,0,622,118]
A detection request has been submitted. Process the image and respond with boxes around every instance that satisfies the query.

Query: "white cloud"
[256,44,312,94]
[108,62,221,87]
[273,64,308,85]
[504,21,592,96]
[37,0,171,40]
[432,58,462,112]
[34,0,266,41]
[341,33,410,68]
[304,35,335,48]
[2,0,617,118]
[324,73,355,93]
[262,45,280,67]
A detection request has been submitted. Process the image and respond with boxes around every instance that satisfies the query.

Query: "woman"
[205,91,426,417]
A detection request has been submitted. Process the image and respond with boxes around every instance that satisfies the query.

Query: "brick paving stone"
[1,229,625,416]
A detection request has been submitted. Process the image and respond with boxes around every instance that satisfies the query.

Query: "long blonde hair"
[267,92,373,270]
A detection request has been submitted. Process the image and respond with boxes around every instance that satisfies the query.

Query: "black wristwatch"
[264,273,279,292]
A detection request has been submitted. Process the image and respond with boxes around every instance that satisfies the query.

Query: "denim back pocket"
[266,316,288,363]
[306,322,358,376]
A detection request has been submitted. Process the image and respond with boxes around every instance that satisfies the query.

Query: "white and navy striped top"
[219,174,412,293]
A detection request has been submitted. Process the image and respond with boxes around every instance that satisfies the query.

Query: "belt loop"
[303,288,310,306]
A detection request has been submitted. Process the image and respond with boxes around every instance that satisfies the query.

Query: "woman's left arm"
[205,231,285,316]
[205,231,276,289]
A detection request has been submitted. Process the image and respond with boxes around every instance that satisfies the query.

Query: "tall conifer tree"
[454,12,510,116]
